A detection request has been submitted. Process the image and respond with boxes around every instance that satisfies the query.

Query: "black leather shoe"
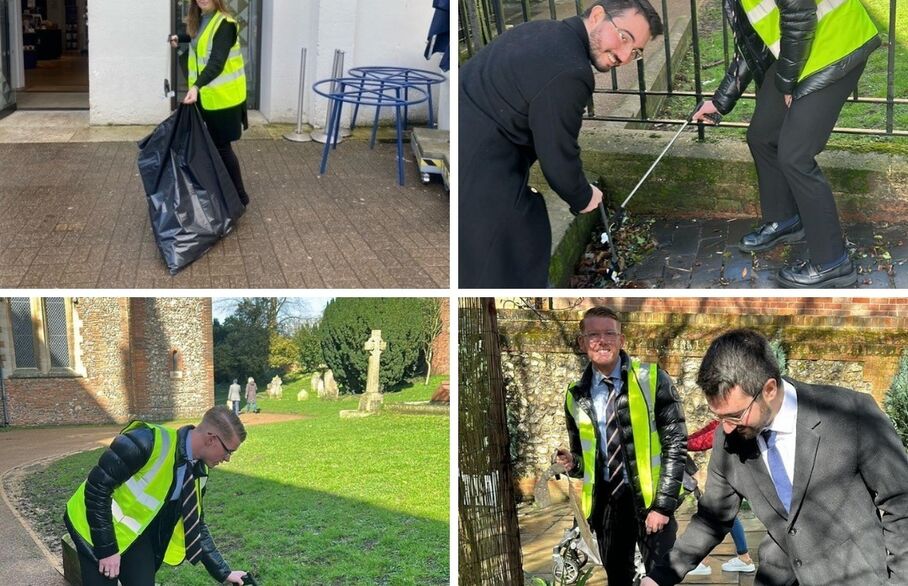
[738,220,805,253]
[777,258,857,288]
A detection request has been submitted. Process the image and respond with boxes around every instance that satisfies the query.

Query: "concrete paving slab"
[604,218,908,289]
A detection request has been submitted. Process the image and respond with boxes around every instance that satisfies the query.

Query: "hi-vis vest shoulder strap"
[188,12,247,111]
[739,0,877,81]
[565,360,663,521]
[66,422,206,566]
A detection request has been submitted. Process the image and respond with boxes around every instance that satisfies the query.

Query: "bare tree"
[423,298,444,385]
[214,297,327,334]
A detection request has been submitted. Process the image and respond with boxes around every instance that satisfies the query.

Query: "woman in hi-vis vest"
[170,0,250,207]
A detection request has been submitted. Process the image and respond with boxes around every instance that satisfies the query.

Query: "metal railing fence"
[460,0,906,138]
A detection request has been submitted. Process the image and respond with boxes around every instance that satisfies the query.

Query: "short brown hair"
[200,405,247,443]
[579,306,622,333]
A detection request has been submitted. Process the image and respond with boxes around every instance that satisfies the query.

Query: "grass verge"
[16,376,450,585]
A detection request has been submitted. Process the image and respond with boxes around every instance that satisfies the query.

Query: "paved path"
[0,414,302,585]
[0,425,121,585]
[0,136,449,289]
[615,218,908,288]
[520,499,764,585]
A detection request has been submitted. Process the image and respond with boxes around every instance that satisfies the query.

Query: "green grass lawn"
[25,376,450,585]
[657,0,908,154]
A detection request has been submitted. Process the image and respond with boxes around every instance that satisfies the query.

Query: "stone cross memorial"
[359,329,386,412]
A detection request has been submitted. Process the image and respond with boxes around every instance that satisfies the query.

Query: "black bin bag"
[137,103,245,274]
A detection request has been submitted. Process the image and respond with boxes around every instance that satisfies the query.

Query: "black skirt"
[198,99,248,145]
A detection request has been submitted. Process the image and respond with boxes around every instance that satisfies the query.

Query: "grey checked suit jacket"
[647,379,908,585]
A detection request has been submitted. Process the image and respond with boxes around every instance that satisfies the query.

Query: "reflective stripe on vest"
[739,0,878,81]
[565,360,663,520]
[188,12,247,110]
[627,361,662,509]
[566,385,597,520]
[65,422,203,565]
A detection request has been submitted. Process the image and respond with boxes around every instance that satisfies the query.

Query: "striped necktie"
[604,379,627,499]
[182,466,203,564]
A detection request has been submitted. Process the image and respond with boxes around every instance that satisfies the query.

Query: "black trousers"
[216,141,249,205]
[593,488,678,586]
[77,529,160,586]
[746,60,866,265]
[459,94,552,288]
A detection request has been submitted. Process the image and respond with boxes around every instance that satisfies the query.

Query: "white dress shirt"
[757,379,798,488]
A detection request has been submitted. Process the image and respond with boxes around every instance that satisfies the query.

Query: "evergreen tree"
[884,350,908,450]
[320,298,432,393]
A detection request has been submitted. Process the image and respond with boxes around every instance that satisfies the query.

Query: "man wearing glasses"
[555,306,688,584]
[642,329,908,585]
[65,406,251,585]
[459,0,663,287]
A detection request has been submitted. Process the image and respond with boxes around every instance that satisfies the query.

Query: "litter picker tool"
[596,102,721,281]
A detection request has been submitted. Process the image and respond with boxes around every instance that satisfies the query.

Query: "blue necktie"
[762,429,792,512]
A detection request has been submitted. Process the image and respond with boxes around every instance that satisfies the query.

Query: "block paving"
[620,218,908,289]
[0,138,449,288]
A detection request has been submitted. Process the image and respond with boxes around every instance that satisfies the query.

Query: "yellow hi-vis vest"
[565,360,662,521]
[188,12,247,111]
[65,422,206,565]
[739,0,878,82]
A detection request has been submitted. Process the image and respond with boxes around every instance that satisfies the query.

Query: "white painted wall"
[89,0,171,124]
[87,0,448,127]
[258,0,318,124]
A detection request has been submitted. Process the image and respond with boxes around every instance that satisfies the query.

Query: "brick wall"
[493,297,908,491]
[430,298,450,375]
[2,297,213,426]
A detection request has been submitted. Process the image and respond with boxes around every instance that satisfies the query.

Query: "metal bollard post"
[312,49,351,144]
[284,47,312,142]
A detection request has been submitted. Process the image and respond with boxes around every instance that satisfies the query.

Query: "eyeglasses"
[714,387,764,424]
[581,331,622,343]
[603,10,644,62]
[210,432,236,455]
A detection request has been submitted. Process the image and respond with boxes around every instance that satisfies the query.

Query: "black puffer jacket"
[64,425,231,582]
[712,0,880,114]
[565,351,688,522]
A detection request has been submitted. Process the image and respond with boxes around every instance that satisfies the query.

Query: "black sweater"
[460,16,595,212]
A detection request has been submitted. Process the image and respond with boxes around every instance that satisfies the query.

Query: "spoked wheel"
[553,558,581,584]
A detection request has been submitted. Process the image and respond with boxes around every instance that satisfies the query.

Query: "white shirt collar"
[766,379,798,435]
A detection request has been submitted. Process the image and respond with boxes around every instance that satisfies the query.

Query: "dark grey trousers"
[746,60,866,265]
[594,487,678,586]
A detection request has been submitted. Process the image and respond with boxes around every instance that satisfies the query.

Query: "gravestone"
[297,388,309,401]
[268,375,283,399]
[323,369,339,399]
[311,372,323,398]
[340,330,386,418]
[358,329,386,412]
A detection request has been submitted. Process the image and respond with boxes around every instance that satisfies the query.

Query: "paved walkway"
[621,218,908,288]
[0,425,121,585]
[520,499,764,585]
[0,413,302,585]
[0,113,449,289]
